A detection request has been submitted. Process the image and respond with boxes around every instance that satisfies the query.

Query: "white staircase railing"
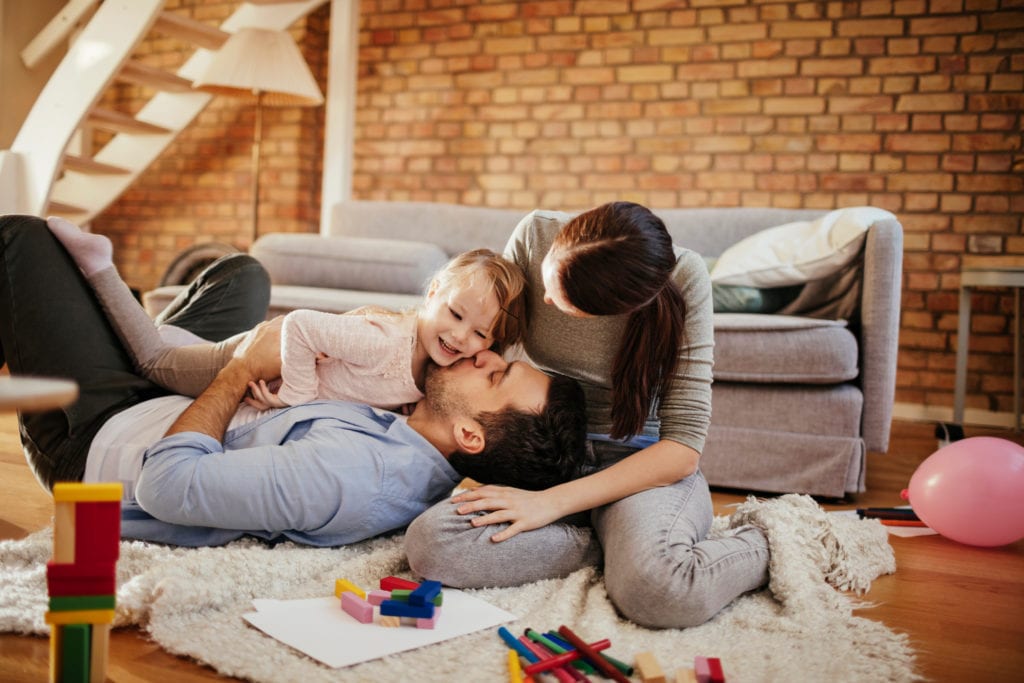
[2,0,328,222]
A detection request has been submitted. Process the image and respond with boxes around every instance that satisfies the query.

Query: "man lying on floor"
[0,215,588,546]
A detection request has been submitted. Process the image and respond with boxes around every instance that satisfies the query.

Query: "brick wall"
[97,0,1023,422]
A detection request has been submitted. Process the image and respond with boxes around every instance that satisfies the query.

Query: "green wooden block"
[388,588,443,606]
[49,595,116,612]
[60,623,90,683]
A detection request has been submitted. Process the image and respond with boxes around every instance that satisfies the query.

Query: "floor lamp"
[192,27,324,245]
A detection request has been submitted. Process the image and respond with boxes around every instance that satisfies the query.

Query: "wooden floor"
[0,413,1022,682]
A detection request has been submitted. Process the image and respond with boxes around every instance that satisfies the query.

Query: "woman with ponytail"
[406,202,770,629]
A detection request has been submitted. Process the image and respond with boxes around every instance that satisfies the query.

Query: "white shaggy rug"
[0,495,918,682]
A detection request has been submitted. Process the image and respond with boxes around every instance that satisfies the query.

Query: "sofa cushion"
[251,233,449,295]
[709,206,896,287]
[712,314,858,383]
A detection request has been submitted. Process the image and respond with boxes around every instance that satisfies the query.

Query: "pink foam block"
[367,589,391,606]
[341,592,373,623]
[416,607,441,629]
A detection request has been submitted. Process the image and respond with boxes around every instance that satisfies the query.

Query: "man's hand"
[451,485,568,543]
[233,316,284,381]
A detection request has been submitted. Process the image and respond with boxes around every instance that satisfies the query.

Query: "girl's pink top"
[275,308,424,410]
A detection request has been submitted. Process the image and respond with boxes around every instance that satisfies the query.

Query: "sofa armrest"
[251,233,449,295]
[859,218,903,453]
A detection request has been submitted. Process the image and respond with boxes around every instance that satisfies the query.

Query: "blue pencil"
[498,626,540,663]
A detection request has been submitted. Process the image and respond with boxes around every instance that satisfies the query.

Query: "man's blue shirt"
[121,401,461,547]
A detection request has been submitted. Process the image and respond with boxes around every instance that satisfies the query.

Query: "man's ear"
[452,417,485,455]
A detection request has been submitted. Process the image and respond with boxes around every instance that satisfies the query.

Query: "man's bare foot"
[46,216,113,276]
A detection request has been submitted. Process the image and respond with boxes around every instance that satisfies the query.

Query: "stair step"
[46,200,88,216]
[87,108,171,135]
[62,154,130,176]
[152,11,229,51]
[118,60,194,93]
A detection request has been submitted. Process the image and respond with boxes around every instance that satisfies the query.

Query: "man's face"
[424,350,550,418]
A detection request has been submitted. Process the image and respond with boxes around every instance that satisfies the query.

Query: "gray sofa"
[144,200,903,498]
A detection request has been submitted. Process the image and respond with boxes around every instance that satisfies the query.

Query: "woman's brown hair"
[552,201,686,439]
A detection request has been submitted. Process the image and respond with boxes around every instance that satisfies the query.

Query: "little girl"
[47,217,526,411]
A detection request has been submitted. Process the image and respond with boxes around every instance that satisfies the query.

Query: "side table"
[953,267,1024,432]
[0,375,79,413]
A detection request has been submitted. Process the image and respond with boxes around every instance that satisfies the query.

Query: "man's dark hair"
[448,375,589,490]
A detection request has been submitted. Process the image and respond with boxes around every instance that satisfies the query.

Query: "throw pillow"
[709,206,897,287]
[703,257,803,313]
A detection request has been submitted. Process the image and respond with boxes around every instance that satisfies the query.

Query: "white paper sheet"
[243,590,516,668]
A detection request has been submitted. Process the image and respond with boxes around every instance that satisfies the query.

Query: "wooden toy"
[706,657,725,682]
[694,656,711,683]
[333,578,365,600]
[408,579,442,607]
[340,592,373,623]
[46,482,122,683]
[675,668,698,683]
[379,575,420,591]
[635,650,667,683]
[389,588,443,606]
[415,608,440,630]
[378,615,401,628]
[379,598,434,620]
[366,589,390,606]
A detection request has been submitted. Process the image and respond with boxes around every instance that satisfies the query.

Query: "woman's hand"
[245,379,288,410]
[451,485,566,543]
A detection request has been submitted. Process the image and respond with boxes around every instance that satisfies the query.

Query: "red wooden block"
[379,576,419,591]
[73,501,120,564]
[707,657,725,683]
[46,561,116,597]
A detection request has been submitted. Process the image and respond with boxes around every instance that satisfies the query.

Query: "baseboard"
[892,402,1020,430]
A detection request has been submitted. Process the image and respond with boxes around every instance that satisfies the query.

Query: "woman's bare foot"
[46,216,113,276]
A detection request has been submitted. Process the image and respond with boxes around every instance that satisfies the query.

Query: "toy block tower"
[46,482,122,683]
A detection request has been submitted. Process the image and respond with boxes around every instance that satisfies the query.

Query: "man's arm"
[164,318,283,439]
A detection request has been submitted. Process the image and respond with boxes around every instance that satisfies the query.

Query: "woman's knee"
[604,556,717,629]
[405,503,485,586]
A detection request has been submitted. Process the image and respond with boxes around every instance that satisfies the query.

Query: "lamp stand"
[250,90,264,246]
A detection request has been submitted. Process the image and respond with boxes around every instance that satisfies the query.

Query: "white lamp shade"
[192,27,324,106]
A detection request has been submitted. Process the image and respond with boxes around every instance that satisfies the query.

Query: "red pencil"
[880,519,928,527]
[557,625,630,683]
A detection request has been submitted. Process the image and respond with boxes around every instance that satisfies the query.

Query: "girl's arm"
[452,438,697,542]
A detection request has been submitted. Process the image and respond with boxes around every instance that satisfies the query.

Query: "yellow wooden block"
[635,651,666,683]
[53,501,76,563]
[378,615,400,628]
[48,624,62,683]
[53,482,122,503]
[90,623,111,683]
[45,608,115,625]
[334,578,366,600]
[675,668,698,683]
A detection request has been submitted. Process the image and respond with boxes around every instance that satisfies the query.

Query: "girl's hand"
[451,485,565,542]
[245,379,288,410]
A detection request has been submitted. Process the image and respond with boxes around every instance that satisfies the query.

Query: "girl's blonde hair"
[432,248,526,354]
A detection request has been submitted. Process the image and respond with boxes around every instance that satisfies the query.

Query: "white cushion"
[709,206,896,287]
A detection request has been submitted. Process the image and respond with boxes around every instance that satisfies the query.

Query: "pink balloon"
[905,436,1024,547]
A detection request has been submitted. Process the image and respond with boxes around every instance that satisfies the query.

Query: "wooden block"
[675,668,698,683]
[694,656,711,683]
[341,592,373,623]
[47,561,116,596]
[53,501,76,564]
[378,615,400,628]
[635,651,667,683]
[408,579,441,607]
[334,578,366,600]
[389,588,443,606]
[379,599,434,619]
[89,623,110,683]
[49,595,116,612]
[45,609,115,625]
[366,589,390,606]
[53,482,122,503]
[73,502,120,565]
[49,623,62,683]
[60,623,90,683]
[379,576,420,591]
[707,657,725,683]
[415,607,440,629]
